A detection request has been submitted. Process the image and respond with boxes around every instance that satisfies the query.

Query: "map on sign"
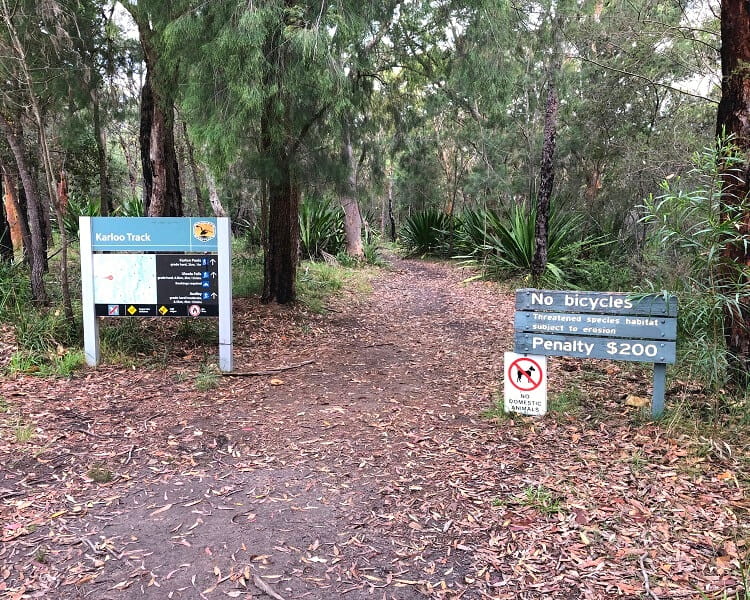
[93,254,157,304]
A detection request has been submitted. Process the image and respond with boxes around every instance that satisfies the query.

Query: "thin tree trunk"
[0,174,11,262]
[92,88,112,215]
[340,122,364,258]
[205,172,228,217]
[0,117,47,303]
[387,173,396,242]
[118,133,140,200]
[531,78,559,279]
[183,121,209,216]
[716,0,750,384]
[2,168,28,256]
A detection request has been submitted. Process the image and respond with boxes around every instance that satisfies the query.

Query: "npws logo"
[193,222,216,242]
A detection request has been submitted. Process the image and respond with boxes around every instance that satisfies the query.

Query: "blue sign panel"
[514,311,677,340]
[90,217,219,252]
[514,333,677,364]
[515,289,678,317]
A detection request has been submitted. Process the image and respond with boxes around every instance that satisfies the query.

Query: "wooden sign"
[513,289,678,417]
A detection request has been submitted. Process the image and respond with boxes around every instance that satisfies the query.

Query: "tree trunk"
[0,117,47,302]
[205,171,228,217]
[2,168,27,256]
[387,173,396,242]
[140,68,183,217]
[92,88,112,216]
[183,121,209,216]
[531,78,559,279]
[340,122,364,258]
[717,0,750,384]
[0,174,11,262]
[262,156,299,304]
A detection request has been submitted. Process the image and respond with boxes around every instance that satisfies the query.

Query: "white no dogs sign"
[504,352,547,416]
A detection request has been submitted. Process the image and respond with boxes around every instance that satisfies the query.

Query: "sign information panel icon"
[504,352,547,416]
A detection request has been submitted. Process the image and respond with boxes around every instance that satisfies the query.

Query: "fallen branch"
[224,360,315,377]
[639,553,659,600]
[253,572,287,600]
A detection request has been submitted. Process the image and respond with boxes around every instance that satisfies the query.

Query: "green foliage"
[519,485,564,515]
[641,139,746,390]
[61,193,100,237]
[299,195,345,260]
[99,320,159,364]
[399,209,454,257]
[195,363,221,392]
[87,464,114,484]
[7,348,85,377]
[115,196,145,217]
[550,386,583,415]
[0,263,31,320]
[456,204,610,288]
[232,253,263,298]
[14,419,34,443]
[297,261,345,313]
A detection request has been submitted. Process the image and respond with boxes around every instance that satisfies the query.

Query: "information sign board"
[513,288,678,418]
[80,217,233,371]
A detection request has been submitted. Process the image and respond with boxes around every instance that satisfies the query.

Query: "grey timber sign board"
[513,288,678,417]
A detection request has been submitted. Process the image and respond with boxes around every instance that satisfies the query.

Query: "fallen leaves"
[0,258,747,600]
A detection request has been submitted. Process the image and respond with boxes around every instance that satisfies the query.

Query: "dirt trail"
[0,258,747,600]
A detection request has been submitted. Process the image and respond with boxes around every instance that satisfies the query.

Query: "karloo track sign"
[504,352,547,415]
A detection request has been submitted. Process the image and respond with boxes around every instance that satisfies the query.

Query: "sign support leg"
[652,362,666,419]
[79,217,100,366]
[217,217,233,372]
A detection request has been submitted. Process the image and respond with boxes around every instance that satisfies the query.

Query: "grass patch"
[87,464,114,483]
[481,391,512,422]
[296,261,375,313]
[549,386,583,415]
[99,320,159,365]
[519,485,564,515]
[7,348,85,377]
[14,420,34,443]
[0,397,8,413]
[195,363,221,392]
[233,253,263,298]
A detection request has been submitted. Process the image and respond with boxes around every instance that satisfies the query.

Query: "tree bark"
[262,155,299,304]
[0,117,47,302]
[716,0,750,384]
[0,174,11,262]
[140,68,183,217]
[205,171,228,217]
[340,122,364,258]
[183,121,209,216]
[531,78,559,279]
[92,88,112,216]
[2,168,27,256]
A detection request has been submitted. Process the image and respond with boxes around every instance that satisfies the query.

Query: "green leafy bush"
[641,139,746,390]
[299,194,345,260]
[456,204,608,287]
[61,193,100,237]
[399,208,454,256]
[115,196,145,217]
